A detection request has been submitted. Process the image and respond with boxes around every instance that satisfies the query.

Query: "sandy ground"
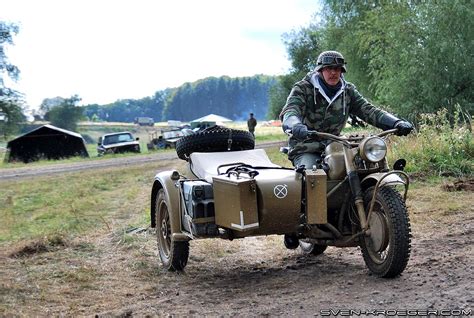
[1,178,473,317]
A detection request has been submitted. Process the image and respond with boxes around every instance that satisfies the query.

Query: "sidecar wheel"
[175,126,255,160]
[299,239,327,255]
[360,186,411,278]
[156,189,189,271]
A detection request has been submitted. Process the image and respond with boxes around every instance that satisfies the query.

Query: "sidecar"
[150,147,315,267]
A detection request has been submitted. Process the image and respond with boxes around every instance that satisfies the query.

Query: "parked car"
[134,117,154,126]
[147,126,194,150]
[97,131,140,156]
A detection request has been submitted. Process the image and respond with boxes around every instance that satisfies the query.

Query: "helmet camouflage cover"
[315,51,347,72]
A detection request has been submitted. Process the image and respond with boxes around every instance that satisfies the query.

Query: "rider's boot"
[284,234,299,249]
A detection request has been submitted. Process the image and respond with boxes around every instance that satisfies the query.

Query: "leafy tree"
[46,95,83,131]
[0,21,25,138]
[268,25,324,119]
[268,74,301,119]
[322,0,474,121]
[274,1,473,123]
[39,96,66,119]
[0,100,24,139]
[410,1,473,120]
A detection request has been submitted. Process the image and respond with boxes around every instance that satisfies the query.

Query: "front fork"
[343,147,410,234]
[343,147,370,232]
[349,175,370,232]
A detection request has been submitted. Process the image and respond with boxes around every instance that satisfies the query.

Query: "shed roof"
[6,124,89,163]
[8,124,84,143]
[190,114,232,123]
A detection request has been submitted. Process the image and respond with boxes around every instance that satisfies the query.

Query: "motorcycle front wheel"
[360,186,411,278]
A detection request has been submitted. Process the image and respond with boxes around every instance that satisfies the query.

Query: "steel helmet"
[315,51,347,72]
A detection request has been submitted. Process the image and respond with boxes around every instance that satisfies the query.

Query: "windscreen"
[103,133,133,145]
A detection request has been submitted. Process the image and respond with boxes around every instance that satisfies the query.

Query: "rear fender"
[150,170,186,239]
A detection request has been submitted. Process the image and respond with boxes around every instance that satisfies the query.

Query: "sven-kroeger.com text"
[320,309,472,316]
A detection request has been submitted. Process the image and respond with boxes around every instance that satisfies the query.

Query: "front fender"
[361,172,406,190]
[150,170,183,237]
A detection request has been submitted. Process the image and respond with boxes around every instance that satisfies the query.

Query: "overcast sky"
[1,0,319,110]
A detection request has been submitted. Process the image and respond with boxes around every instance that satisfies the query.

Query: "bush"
[389,106,473,178]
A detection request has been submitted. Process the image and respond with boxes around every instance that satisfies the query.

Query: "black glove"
[292,123,308,140]
[394,121,413,136]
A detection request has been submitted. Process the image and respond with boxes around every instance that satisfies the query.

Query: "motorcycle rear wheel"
[156,189,189,271]
[360,186,411,278]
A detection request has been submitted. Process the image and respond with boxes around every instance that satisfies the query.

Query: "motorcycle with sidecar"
[150,126,411,277]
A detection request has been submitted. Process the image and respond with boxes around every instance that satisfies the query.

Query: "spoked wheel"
[299,239,328,256]
[156,189,189,271]
[360,186,411,278]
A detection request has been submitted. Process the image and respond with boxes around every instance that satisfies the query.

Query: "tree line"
[269,0,473,123]
[82,75,276,123]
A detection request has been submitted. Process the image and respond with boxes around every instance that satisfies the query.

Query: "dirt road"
[1,173,472,316]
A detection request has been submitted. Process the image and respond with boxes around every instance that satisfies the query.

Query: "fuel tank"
[324,142,346,180]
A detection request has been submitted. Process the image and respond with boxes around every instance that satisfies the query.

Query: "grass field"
[0,160,184,244]
[1,154,471,247]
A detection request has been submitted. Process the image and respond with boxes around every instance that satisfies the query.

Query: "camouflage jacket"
[280,72,393,159]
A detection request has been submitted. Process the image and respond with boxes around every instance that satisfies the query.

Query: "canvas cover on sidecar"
[188,149,280,182]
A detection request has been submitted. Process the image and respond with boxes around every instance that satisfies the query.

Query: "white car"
[97,131,140,156]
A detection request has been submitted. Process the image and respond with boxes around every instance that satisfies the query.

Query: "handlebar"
[308,128,397,140]
[286,128,399,147]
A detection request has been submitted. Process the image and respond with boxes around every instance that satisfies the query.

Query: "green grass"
[389,108,473,178]
[0,162,169,244]
[1,140,472,248]
[265,147,293,167]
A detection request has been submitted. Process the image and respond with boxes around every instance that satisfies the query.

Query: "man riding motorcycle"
[279,50,413,169]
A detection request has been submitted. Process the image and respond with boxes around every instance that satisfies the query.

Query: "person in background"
[247,113,257,136]
[280,50,413,169]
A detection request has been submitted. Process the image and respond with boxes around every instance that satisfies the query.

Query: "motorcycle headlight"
[360,137,387,162]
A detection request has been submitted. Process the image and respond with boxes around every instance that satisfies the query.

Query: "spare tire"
[175,126,255,160]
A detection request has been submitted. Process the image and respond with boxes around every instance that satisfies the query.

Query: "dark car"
[97,131,140,156]
[147,126,194,150]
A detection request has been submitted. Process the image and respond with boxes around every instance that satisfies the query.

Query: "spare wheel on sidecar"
[175,126,255,160]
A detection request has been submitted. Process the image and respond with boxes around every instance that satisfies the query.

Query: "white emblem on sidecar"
[274,184,288,199]
[231,211,259,230]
